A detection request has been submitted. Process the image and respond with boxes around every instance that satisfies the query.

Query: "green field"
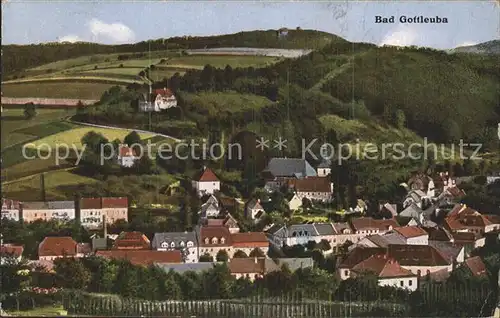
[80,67,143,76]
[2,82,120,99]
[1,108,76,150]
[148,69,186,82]
[183,91,272,114]
[24,126,156,150]
[161,55,281,68]
[1,158,73,182]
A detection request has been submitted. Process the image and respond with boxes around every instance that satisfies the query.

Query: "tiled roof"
[0,244,24,258]
[152,232,197,249]
[426,227,453,242]
[400,203,423,219]
[313,223,336,236]
[464,256,487,277]
[76,243,92,255]
[446,186,466,198]
[228,257,278,274]
[155,88,174,97]
[81,198,102,209]
[429,241,463,263]
[96,250,182,266]
[22,201,49,210]
[484,214,500,225]
[289,176,332,193]
[388,244,450,266]
[119,146,136,157]
[263,158,316,178]
[194,167,219,182]
[198,226,232,246]
[350,217,399,232]
[393,226,428,238]
[363,234,404,248]
[266,224,285,235]
[38,237,77,257]
[112,231,150,250]
[331,222,352,234]
[352,254,415,278]
[451,231,476,243]
[338,247,386,268]
[231,232,268,248]
[102,197,128,208]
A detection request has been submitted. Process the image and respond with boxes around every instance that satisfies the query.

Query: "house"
[379,203,398,218]
[199,195,221,219]
[197,225,232,261]
[96,250,182,266]
[438,186,466,204]
[387,244,452,276]
[152,231,198,263]
[268,223,319,247]
[277,27,289,38]
[218,197,239,215]
[21,201,75,223]
[349,217,400,235]
[231,232,269,257]
[444,204,500,235]
[355,233,405,249]
[288,176,333,203]
[352,199,368,214]
[117,145,138,168]
[1,198,20,221]
[112,231,151,250]
[337,246,387,280]
[38,237,90,261]
[462,256,488,277]
[287,193,303,211]
[80,197,128,229]
[350,254,418,291]
[223,214,240,234]
[399,203,424,224]
[316,160,331,177]
[192,167,220,197]
[407,172,435,197]
[395,216,420,227]
[262,158,317,190]
[403,190,431,209]
[0,244,24,264]
[245,198,266,222]
[432,172,456,195]
[429,241,465,266]
[331,222,363,246]
[153,88,177,111]
[392,226,429,245]
[228,257,279,281]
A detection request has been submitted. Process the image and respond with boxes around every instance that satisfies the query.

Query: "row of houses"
[1,197,128,228]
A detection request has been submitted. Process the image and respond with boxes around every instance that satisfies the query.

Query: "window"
[221,238,225,244]
[400,281,404,287]
[180,241,185,247]
[417,270,421,276]
[409,280,413,286]
[205,238,209,244]
[212,237,218,244]
[344,270,348,276]
[170,242,175,248]
[161,242,168,248]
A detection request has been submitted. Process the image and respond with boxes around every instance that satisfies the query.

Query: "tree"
[23,102,36,119]
[124,131,142,147]
[394,109,406,129]
[81,131,109,154]
[249,248,265,258]
[199,253,214,262]
[216,250,229,262]
[233,250,248,258]
[442,119,461,143]
[53,258,91,290]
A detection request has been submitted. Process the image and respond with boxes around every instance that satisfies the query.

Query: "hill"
[452,39,500,55]
[2,29,343,76]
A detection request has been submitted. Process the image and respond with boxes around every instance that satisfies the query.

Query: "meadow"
[2,82,117,100]
[161,55,281,68]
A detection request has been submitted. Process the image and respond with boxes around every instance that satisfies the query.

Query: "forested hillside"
[2,29,341,76]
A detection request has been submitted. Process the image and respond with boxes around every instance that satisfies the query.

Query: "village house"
[230,232,269,257]
[337,246,387,280]
[38,237,90,261]
[392,226,429,245]
[0,244,24,264]
[277,27,289,38]
[267,223,319,248]
[316,160,331,177]
[330,222,366,247]
[21,201,75,223]
[350,254,418,291]
[79,197,128,229]
[406,172,436,198]
[196,225,232,261]
[287,176,334,203]
[287,193,303,211]
[429,240,465,266]
[388,244,453,276]
[116,145,138,168]
[444,204,500,235]
[201,216,240,234]
[112,231,151,250]
[403,190,431,209]
[262,158,317,191]
[153,88,177,111]
[1,198,21,221]
[379,203,398,218]
[432,171,456,195]
[96,250,182,266]
[437,186,466,205]
[462,256,488,277]
[192,167,220,197]
[228,257,280,281]
[152,231,198,263]
[349,217,400,236]
[245,198,266,222]
[198,195,221,219]
[355,233,405,249]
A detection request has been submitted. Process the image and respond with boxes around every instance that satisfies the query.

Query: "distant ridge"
[452,39,500,55]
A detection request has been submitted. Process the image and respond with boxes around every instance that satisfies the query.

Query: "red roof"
[228,257,268,274]
[154,88,174,97]
[231,232,269,248]
[38,237,77,257]
[393,226,428,238]
[194,167,219,182]
[112,231,150,250]
[352,254,415,278]
[0,244,24,258]
[81,198,102,209]
[119,146,138,157]
[199,226,232,246]
[464,256,487,277]
[2,198,20,210]
[96,250,182,266]
[350,217,400,232]
[102,197,128,209]
[288,177,332,193]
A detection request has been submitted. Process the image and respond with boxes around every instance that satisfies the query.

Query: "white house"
[316,160,331,177]
[80,197,128,229]
[1,199,20,221]
[21,201,75,223]
[392,226,429,245]
[245,198,265,222]
[199,195,221,219]
[154,88,177,111]
[289,176,333,203]
[117,145,138,168]
[0,244,24,265]
[192,167,220,197]
[152,232,198,263]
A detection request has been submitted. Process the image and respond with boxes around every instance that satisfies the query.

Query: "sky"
[2,1,499,49]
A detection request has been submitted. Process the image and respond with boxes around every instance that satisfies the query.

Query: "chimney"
[103,215,107,238]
